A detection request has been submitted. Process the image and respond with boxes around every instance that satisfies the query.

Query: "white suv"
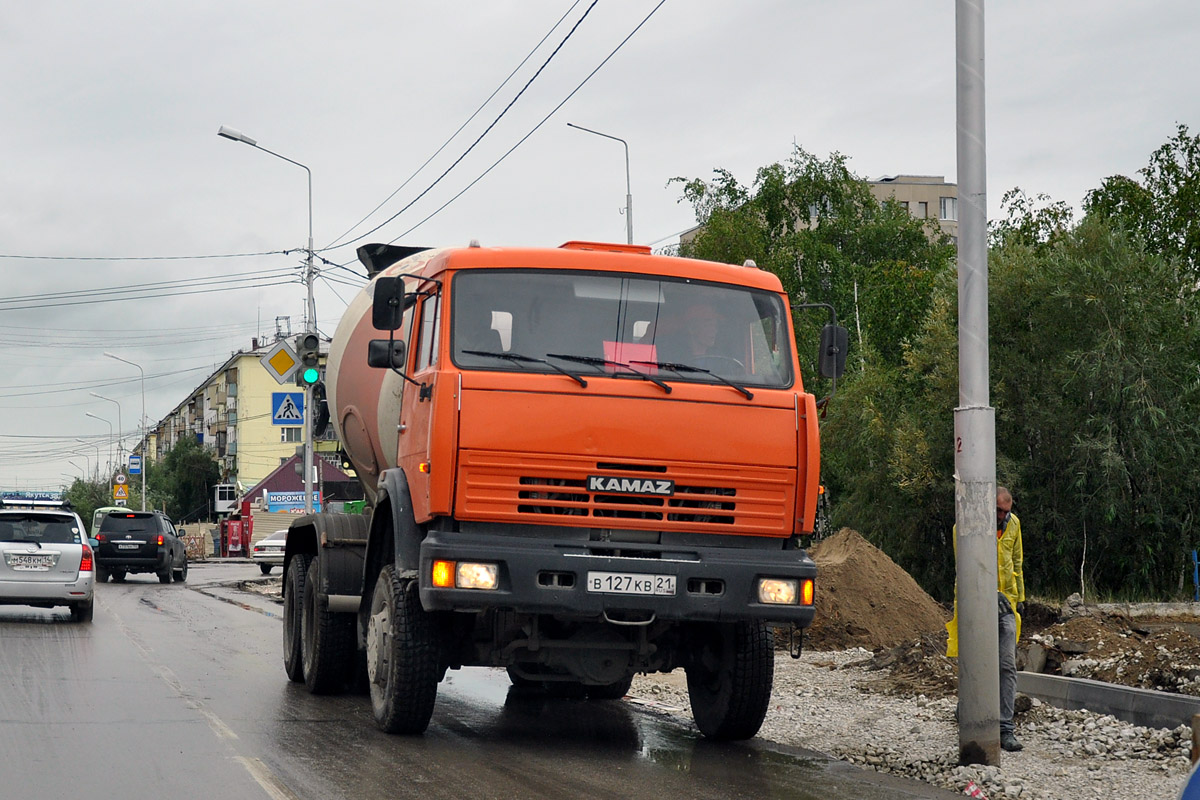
[0,498,95,622]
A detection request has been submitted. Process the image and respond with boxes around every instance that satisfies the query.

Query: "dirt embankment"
[800,527,1200,698]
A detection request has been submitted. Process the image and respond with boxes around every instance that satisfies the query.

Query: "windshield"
[0,513,82,544]
[450,270,793,388]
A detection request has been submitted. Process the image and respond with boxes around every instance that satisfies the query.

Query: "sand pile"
[805,528,950,651]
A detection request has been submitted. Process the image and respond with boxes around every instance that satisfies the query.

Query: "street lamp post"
[75,439,101,480]
[85,412,113,478]
[89,392,123,463]
[218,125,317,513]
[567,123,633,245]
[104,353,146,511]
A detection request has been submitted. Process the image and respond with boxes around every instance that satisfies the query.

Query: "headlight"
[431,560,499,590]
[757,577,814,605]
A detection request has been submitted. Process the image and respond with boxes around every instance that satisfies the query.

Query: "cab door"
[397,289,443,521]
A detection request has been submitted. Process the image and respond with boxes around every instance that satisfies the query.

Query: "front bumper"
[0,573,94,606]
[418,529,816,625]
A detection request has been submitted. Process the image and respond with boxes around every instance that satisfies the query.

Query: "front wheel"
[283,554,311,682]
[587,674,634,700]
[685,621,774,740]
[111,569,127,583]
[260,564,273,575]
[367,565,439,733]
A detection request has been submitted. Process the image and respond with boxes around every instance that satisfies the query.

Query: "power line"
[0,278,296,313]
[0,265,295,305]
[0,249,291,262]
[322,0,586,251]
[387,0,669,243]
[324,0,600,252]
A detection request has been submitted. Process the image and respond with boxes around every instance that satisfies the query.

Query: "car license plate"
[117,543,139,550]
[587,571,676,596]
[6,553,57,570]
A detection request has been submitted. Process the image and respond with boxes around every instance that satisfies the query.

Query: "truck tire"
[173,555,188,582]
[302,557,356,695]
[685,621,774,740]
[367,565,438,734]
[283,554,311,682]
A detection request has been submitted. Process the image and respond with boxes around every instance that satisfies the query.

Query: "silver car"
[0,499,95,622]
[251,529,287,574]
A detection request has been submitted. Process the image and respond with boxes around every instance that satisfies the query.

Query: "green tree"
[1085,123,1200,274]
[674,146,955,376]
[63,478,113,536]
[158,438,221,522]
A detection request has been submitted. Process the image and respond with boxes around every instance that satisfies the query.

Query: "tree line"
[64,437,222,533]
[676,125,1200,602]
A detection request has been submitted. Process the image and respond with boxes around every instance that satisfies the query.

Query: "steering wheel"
[692,355,745,372]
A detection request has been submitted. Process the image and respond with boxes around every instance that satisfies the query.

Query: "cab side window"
[415,293,442,372]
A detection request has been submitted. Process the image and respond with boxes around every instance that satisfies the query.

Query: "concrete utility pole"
[954,0,1002,766]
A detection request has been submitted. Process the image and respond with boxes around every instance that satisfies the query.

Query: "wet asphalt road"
[0,562,960,800]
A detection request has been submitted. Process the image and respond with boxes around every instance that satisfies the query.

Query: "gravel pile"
[630,648,1194,800]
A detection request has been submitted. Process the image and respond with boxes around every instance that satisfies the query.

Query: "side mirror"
[372,277,407,331]
[89,537,99,548]
[818,324,848,380]
[367,339,407,370]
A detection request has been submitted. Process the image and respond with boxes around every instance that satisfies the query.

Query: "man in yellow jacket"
[946,486,1026,752]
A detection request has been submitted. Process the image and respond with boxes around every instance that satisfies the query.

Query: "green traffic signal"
[301,366,321,385]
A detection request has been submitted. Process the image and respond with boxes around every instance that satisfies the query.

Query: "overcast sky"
[3,1,1197,491]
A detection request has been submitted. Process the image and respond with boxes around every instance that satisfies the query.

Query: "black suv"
[93,510,188,584]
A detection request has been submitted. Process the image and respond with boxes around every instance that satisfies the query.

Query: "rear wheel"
[173,555,188,582]
[685,621,774,740]
[111,569,127,583]
[157,564,171,584]
[283,554,311,682]
[367,565,439,733]
[70,599,94,622]
[260,564,273,575]
[301,557,356,694]
[95,565,110,583]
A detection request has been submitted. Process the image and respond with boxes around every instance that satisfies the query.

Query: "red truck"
[282,240,845,740]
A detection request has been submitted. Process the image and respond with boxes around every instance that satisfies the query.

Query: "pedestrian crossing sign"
[271,392,305,425]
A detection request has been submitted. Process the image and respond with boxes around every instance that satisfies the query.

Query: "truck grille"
[457,452,792,536]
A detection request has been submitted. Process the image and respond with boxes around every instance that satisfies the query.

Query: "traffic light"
[296,332,321,386]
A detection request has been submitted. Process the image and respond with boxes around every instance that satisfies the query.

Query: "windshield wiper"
[462,350,587,388]
[632,360,753,400]
[545,353,672,394]
[10,539,43,549]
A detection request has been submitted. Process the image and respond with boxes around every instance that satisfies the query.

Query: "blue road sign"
[271,392,305,426]
[128,455,142,475]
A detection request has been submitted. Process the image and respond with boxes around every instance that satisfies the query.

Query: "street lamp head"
[217,125,257,147]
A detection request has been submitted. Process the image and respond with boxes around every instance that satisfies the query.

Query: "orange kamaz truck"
[282,240,845,740]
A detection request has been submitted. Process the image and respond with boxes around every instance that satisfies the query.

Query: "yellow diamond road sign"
[113,484,128,500]
[261,339,300,385]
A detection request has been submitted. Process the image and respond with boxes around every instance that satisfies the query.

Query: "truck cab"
[283,241,843,741]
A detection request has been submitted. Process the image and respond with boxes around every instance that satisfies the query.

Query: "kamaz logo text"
[586,476,675,496]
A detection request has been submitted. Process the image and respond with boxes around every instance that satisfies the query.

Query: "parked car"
[93,510,188,584]
[0,498,94,621]
[251,529,287,574]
